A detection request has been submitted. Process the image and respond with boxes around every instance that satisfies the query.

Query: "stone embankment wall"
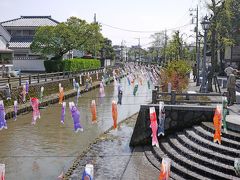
[0,71,106,120]
[130,104,216,146]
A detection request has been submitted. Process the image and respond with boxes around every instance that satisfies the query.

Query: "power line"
[100,22,193,34]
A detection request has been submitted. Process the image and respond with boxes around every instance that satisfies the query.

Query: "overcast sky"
[0,0,208,47]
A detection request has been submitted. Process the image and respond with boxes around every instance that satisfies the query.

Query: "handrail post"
[29,75,32,84]
[7,77,10,86]
[171,90,176,105]
[154,85,160,92]
[37,73,40,83]
[19,74,22,86]
[45,73,47,82]
[152,89,157,104]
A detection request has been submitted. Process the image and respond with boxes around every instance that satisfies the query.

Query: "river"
[0,77,152,179]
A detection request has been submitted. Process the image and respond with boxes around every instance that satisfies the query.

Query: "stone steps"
[192,126,240,150]
[176,133,235,166]
[143,146,185,180]
[160,141,236,180]
[142,122,240,179]
[185,129,240,157]
[152,145,212,180]
[201,122,240,142]
[168,137,236,176]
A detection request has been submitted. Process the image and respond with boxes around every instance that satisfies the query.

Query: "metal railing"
[152,86,223,105]
[0,67,107,89]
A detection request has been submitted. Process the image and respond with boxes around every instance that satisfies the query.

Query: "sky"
[0,0,209,48]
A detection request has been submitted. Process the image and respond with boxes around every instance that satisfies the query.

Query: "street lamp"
[200,15,210,93]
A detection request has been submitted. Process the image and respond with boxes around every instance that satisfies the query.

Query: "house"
[1,16,59,71]
[224,46,240,69]
[0,24,13,65]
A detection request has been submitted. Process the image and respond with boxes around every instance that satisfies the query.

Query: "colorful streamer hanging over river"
[14,100,18,121]
[59,87,64,104]
[69,102,83,132]
[30,97,40,125]
[0,100,7,130]
[61,102,66,124]
[213,105,222,144]
[158,102,165,136]
[91,100,97,123]
[159,157,171,180]
[112,100,118,129]
[149,107,159,147]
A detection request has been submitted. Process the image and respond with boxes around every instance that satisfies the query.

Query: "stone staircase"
[144,122,240,180]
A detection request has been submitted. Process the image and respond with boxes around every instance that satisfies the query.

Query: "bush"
[160,60,191,92]
[44,58,100,73]
[44,60,64,73]
[62,58,101,71]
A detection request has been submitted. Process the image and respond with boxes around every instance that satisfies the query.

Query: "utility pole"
[163,29,167,65]
[200,15,210,93]
[94,13,96,23]
[93,13,97,59]
[190,6,200,86]
[137,38,141,62]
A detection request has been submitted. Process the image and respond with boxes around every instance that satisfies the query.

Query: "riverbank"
[4,73,121,120]
[64,112,159,180]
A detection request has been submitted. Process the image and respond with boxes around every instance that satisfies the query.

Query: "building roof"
[1,16,59,27]
[9,41,31,49]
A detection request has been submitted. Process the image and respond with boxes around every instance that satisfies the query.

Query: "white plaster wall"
[225,46,231,60]
[13,59,45,71]
[0,36,7,48]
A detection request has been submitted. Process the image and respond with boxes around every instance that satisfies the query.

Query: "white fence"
[13,58,45,71]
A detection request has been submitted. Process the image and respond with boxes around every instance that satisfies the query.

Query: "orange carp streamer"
[59,87,64,104]
[112,100,118,129]
[213,105,222,144]
[91,100,97,123]
[159,157,171,180]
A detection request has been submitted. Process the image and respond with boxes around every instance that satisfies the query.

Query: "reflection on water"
[0,78,152,179]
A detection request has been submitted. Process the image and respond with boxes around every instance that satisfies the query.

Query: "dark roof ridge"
[1,16,60,25]
[20,16,52,18]
[0,17,21,24]
[20,16,60,24]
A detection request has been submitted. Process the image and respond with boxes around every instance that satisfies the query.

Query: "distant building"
[113,45,128,63]
[1,16,59,71]
[224,46,240,69]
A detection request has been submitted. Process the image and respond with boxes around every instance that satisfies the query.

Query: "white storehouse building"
[1,16,59,72]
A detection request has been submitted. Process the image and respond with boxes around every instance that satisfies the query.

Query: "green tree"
[206,0,240,90]
[31,23,74,60]
[149,32,166,63]
[100,38,115,59]
[165,31,182,61]
[31,17,104,60]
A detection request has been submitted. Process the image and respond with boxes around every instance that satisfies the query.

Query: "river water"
[0,77,152,179]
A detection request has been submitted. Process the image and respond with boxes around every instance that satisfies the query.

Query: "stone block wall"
[0,72,104,107]
[130,104,216,146]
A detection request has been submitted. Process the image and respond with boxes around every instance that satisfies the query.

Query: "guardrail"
[152,86,223,105]
[0,67,108,89]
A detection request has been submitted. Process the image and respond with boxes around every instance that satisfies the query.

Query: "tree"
[206,0,240,91]
[165,31,182,61]
[149,32,166,63]
[100,38,115,60]
[31,17,104,60]
[31,23,74,60]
